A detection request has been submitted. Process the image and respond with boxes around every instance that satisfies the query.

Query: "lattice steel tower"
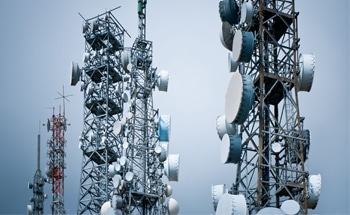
[46,94,69,215]
[71,2,179,214]
[212,1,321,215]
[27,132,46,215]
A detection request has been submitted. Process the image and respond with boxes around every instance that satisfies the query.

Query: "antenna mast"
[27,127,46,215]
[71,2,179,214]
[212,0,321,214]
[46,88,70,215]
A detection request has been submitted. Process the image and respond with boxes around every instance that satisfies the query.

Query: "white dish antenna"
[71,62,81,86]
[280,200,300,215]
[228,52,239,72]
[165,184,173,197]
[307,174,322,209]
[216,114,238,140]
[240,1,253,25]
[220,21,234,51]
[156,141,168,162]
[211,184,226,211]
[125,171,134,182]
[225,72,254,124]
[256,207,285,215]
[167,198,180,215]
[216,193,247,215]
[232,30,254,63]
[164,154,180,182]
[27,205,33,215]
[112,175,121,188]
[112,194,123,209]
[220,134,242,164]
[219,0,239,25]
[101,201,114,215]
[271,142,282,154]
[158,115,171,141]
[121,48,132,73]
[298,53,316,92]
[157,70,169,92]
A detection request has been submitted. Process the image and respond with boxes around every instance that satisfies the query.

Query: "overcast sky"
[0,0,349,214]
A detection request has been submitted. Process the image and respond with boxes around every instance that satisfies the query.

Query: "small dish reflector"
[220,21,234,51]
[108,164,116,177]
[157,142,169,162]
[232,30,255,63]
[27,205,33,215]
[71,62,81,86]
[281,200,300,215]
[119,156,128,166]
[112,175,121,188]
[220,134,242,164]
[240,1,253,25]
[157,70,169,92]
[219,0,239,25]
[158,115,171,141]
[216,193,247,215]
[166,184,173,197]
[125,172,134,182]
[167,198,180,215]
[112,195,123,209]
[101,201,114,215]
[271,142,282,154]
[164,154,179,182]
[307,174,322,209]
[256,207,285,215]
[126,112,133,120]
[298,53,315,92]
[228,53,239,72]
[216,115,238,140]
[211,184,226,211]
[225,72,254,124]
[121,48,132,72]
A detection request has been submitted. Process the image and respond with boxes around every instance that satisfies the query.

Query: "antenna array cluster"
[212,1,321,214]
[45,106,68,215]
[71,3,179,214]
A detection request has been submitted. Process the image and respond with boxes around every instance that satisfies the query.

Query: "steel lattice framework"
[46,107,67,215]
[28,134,46,215]
[214,0,319,214]
[72,3,179,214]
[74,9,127,214]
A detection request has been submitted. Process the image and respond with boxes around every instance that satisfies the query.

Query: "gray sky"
[0,0,349,214]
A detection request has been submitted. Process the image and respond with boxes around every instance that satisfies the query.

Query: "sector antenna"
[71,1,180,214]
[212,0,321,214]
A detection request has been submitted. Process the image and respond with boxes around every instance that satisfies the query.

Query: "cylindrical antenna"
[37,130,40,171]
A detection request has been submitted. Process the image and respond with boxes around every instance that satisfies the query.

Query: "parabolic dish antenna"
[216,114,238,140]
[113,121,122,135]
[220,134,242,164]
[125,171,134,182]
[219,0,239,25]
[256,207,285,215]
[211,184,226,211]
[71,62,81,86]
[164,154,179,182]
[280,200,300,215]
[216,193,247,215]
[112,175,121,188]
[157,70,169,92]
[27,205,33,215]
[240,1,253,25]
[298,53,315,92]
[112,195,123,209]
[121,48,131,72]
[271,142,282,154]
[225,72,254,124]
[166,184,173,197]
[158,115,171,141]
[228,52,239,72]
[157,141,169,162]
[220,21,234,51]
[101,201,114,215]
[232,30,254,63]
[167,198,179,215]
[307,174,322,209]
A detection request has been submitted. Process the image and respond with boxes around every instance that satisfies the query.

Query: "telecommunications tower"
[71,2,179,214]
[27,130,47,215]
[212,1,321,215]
[45,89,70,215]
